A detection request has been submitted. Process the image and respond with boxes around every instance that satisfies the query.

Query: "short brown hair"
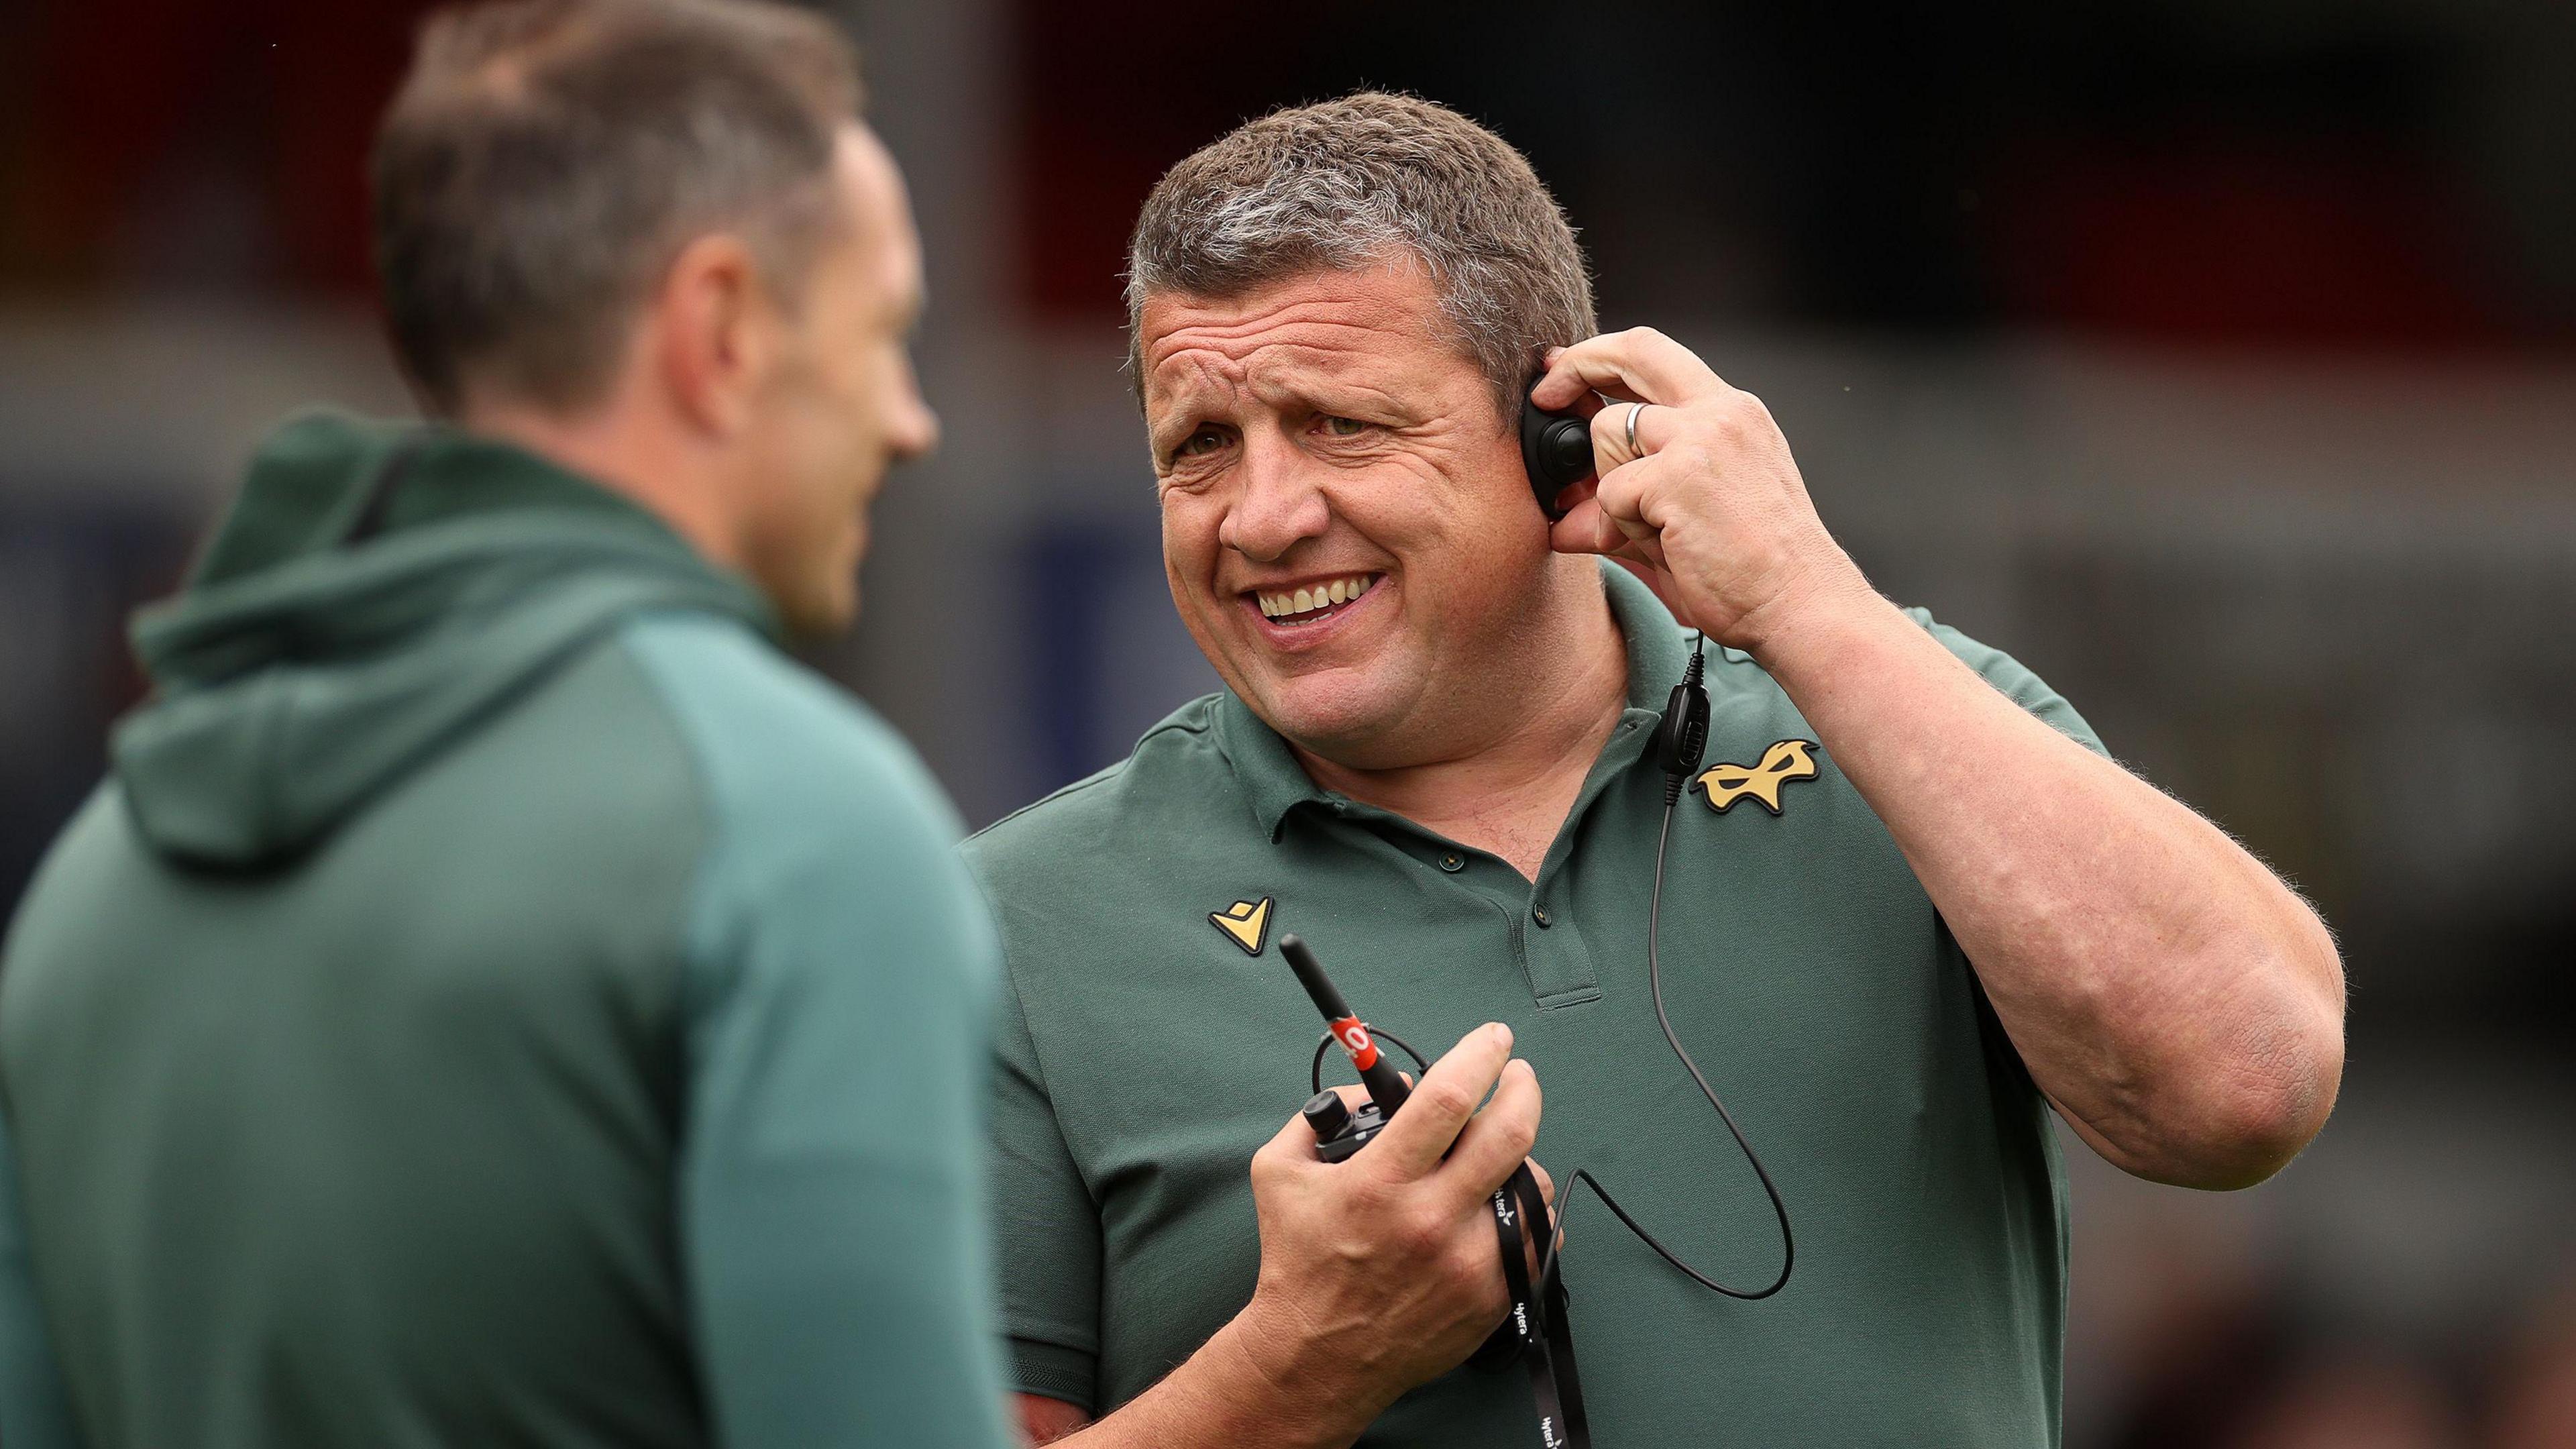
[1125,91,1595,421]
[372,0,861,416]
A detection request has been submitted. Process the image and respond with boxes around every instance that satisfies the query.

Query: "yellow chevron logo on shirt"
[1210,896,1273,956]
[1691,739,1821,816]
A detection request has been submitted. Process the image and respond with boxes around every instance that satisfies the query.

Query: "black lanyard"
[1480,1162,1591,1449]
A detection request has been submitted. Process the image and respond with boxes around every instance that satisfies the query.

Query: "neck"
[461,394,741,571]
[1293,568,1629,879]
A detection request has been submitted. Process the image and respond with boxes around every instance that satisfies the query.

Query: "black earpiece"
[1520,384,1595,518]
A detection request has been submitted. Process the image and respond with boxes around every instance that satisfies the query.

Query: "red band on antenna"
[1329,1016,1380,1071]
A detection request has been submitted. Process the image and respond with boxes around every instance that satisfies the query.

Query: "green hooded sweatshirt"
[0,413,1013,1449]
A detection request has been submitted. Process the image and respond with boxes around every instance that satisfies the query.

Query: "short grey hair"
[1124,91,1596,423]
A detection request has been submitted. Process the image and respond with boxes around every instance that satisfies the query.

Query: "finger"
[1535,371,1638,407]
[1540,325,1722,406]
[1532,326,1723,411]
[1548,494,1618,555]
[1587,400,1687,473]
[1438,1057,1542,1205]
[1591,453,1666,534]
[1528,354,1617,417]
[1371,1023,1514,1177]
[1570,456,1662,547]
[1540,474,1598,529]
[1589,457,1688,568]
[1548,496,1644,557]
[1548,494,1663,563]
[1536,348,1647,409]
[1589,402,1644,472]
[1570,450,1670,537]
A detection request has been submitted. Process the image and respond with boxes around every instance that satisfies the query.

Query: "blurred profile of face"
[1140,260,1568,765]
[737,122,936,636]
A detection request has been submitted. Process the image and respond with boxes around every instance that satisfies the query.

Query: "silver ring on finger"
[1624,401,1650,460]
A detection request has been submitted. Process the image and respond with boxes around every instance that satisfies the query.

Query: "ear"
[651,233,776,439]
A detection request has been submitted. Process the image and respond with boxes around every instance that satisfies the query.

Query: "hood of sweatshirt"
[111,410,773,868]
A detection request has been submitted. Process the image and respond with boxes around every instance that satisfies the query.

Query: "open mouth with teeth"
[1250,572,1383,627]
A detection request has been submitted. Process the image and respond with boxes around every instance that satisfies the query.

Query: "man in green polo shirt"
[964,93,2347,1448]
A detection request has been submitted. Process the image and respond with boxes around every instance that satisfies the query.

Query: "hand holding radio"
[1528,327,1872,655]
[1232,1019,1546,1436]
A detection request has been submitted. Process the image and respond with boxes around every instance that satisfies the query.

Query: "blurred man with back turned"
[0,3,1012,1446]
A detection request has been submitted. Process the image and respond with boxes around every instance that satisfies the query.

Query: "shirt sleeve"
[982,951,1103,1411]
[0,1104,83,1449]
[668,719,1015,1449]
[1904,607,2110,758]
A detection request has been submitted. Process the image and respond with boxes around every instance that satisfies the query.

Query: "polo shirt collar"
[1216,560,1692,841]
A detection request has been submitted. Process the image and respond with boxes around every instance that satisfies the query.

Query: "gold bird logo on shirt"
[1209,896,1273,956]
[1690,739,1821,816]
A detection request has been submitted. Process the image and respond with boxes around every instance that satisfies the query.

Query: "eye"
[1175,426,1229,460]
[1323,415,1369,437]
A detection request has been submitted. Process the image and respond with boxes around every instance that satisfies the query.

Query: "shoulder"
[1693,603,2104,754]
[1899,606,2107,754]
[962,692,1239,885]
[612,612,998,1017]
[0,786,132,1012]
[614,610,964,866]
[1899,606,2028,686]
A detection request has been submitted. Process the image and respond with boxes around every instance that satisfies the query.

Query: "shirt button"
[1532,906,1553,928]
[1438,853,1465,873]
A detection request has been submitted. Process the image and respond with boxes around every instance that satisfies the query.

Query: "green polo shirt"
[963,564,2103,1447]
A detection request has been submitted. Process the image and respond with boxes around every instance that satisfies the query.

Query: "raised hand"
[1532,327,1870,653]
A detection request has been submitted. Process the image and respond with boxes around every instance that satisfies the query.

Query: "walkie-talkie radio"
[1281,933,1587,1449]
[1281,926,1796,1449]
[1301,1087,1390,1165]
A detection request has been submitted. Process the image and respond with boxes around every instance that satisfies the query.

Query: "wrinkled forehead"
[1136,262,1474,414]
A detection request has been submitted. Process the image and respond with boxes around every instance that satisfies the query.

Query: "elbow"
[2176,1035,2342,1190]
[2139,949,2348,1191]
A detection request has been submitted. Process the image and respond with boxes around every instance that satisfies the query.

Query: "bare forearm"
[1747,583,2345,1187]
[1034,1309,1381,1449]
[1527,325,2343,1184]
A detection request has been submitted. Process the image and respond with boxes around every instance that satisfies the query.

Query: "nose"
[888,358,939,462]
[899,399,940,462]
[1219,429,1330,563]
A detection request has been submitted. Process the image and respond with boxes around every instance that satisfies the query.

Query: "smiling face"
[1142,259,1588,767]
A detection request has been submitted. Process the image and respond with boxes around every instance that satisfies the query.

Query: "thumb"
[1550,496,1630,556]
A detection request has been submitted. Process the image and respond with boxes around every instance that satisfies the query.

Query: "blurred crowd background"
[4,1,2572,1444]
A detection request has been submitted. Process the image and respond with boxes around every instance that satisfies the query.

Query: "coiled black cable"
[1307,629,1795,1305]
[1538,790,1794,1300]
